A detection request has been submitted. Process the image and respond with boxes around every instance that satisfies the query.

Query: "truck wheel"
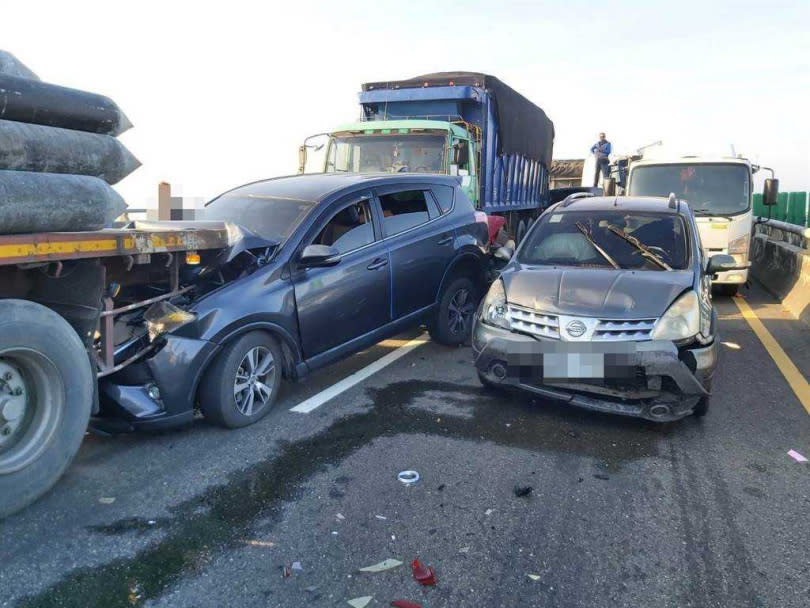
[198,331,283,428]
[0,299,93,519]
[429,276,477,346]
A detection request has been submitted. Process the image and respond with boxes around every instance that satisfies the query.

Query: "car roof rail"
[561,192,595,207]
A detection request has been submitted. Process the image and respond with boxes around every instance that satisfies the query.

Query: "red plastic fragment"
[391,602,422,608]
[411,559,437,586]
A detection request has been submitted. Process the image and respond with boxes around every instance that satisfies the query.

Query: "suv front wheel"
[429,276,477,346]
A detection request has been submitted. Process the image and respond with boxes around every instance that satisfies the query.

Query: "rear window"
[432,185,455,214]
[379,190,432,236]
[519,209,689,270]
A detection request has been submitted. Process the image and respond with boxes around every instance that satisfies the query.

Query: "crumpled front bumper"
[472,317,718,422]
[97,334,217,432]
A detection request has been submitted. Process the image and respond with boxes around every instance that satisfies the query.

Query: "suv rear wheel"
[429,276,477,346]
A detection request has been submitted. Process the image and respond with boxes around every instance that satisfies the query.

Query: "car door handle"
[367,258,389,270]
[438,235,453,245]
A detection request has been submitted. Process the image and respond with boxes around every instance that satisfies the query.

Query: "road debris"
[398,470,420,485]
[594,474,610,480]
[411,559,437,586]
[485,508,495,516]
[459,546,470,553]
[242,539,276,548]
[359,559,403,573]
[514,485,533,498]
[391,601,423,608]
[337,513,346,520]
[282,566,292,578]
[98,497,116,505]
[375,514,388,520]
[347,596,373,608]
[788,449,808,463]
[528,574,542,581]
[291,561,303,571]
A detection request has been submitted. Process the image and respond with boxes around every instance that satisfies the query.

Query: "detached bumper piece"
[473,321,718,421]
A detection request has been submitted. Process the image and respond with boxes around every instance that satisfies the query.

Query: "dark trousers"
[593,158,610,187]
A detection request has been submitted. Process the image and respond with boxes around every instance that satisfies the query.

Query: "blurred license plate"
[544,353,604,379]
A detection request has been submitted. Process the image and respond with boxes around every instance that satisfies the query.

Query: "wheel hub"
[0,360,27,449]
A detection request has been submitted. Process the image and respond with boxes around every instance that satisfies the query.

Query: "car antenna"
[668,192,680,211]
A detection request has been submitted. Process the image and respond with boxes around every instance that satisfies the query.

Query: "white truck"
[603,155,778,295]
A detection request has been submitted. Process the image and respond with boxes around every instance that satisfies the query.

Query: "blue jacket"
[591,140,611,159]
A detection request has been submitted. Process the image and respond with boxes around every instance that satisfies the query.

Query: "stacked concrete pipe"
[0,51,139,233]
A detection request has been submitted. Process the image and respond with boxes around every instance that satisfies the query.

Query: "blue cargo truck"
[299,72,555,243]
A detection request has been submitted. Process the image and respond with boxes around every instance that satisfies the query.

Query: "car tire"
[477,371,503,392]
[429,276,477,346]
[693,379,712,417]
[199,331,283,429]
[0,299,93,519]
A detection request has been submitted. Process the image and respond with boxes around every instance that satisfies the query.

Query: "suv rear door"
[373,184,455,318]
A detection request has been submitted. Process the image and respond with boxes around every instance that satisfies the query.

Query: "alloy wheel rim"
[448,288,474,335]
[233,346,276,416]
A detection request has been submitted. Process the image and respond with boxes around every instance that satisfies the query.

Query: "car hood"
[502,266,694,319]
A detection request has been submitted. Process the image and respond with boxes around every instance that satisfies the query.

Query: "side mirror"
[453,142,469,166]
[603,177,617,197]
[299,244,340,268]
[763,178,779,206]
[298,145,307,174]
[706,253,744,275]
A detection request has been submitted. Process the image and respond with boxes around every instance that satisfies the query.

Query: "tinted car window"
[519,209,688,270]
[432,185,455,214]
[313,201,374,254]
[379,190,431,236]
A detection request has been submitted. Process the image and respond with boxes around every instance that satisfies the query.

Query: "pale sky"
[4,0,809,205]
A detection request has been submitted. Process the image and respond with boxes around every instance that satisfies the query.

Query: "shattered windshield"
[519,210,689,270]
[628,163,750,215]
[205,193,316,243]
[326,134,446,174]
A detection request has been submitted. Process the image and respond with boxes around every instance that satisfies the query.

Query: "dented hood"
[502,266,694,319]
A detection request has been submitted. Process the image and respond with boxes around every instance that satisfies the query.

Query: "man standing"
[590,132,612,187]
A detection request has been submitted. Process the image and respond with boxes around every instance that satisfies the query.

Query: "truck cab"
[315,119,479,205]
[625,157,758,294]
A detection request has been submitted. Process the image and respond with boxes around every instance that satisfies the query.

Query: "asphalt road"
[1,282,809,608]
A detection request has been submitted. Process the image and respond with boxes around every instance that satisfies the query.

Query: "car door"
[374,184,455,318]
[292,191,391,359]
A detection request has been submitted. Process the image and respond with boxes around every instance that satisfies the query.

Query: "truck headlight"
[481,279,511,330]
[727,234,750,264]
[651,291,700,341]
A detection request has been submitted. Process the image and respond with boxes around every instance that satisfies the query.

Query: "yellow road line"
[733,296,810,415]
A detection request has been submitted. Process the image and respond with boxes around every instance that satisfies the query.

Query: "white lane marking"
[289,334,429,414]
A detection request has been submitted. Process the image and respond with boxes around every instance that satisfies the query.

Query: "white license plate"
[544,353,605,379]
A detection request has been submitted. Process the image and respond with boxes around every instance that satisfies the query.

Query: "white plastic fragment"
[359,559,403,572]
[485,508,495,516]
[347,597,373,608]
[398,470,420,485]
[528,574,542,581]
[337,513,346,520]
[98,497,116,505]
[788,449,808,463]
[375,514,387,520]
[291,561,303,571]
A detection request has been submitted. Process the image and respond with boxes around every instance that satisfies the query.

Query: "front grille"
[592,319,656,341]
[507,305,559,339]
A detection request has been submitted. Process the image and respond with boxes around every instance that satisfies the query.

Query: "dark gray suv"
[473,195,744,421]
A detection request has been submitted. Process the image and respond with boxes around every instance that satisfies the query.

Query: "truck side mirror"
[298,145,307,174]
[453,142,469,167]
[603,177,617,197]
[763,178,779,206]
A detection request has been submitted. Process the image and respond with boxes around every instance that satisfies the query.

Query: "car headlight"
[651,290,700,341]
[144,301,196,342]
[481,279,511,330]
[727,234,749,264]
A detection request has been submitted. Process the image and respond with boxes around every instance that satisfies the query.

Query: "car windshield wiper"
[693,208,734,221]
[606,224,672,271]
[575,222,621,269]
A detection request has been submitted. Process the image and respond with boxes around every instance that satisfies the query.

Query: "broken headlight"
[651,290,699,341]
[144,301,196,342]
[481,279,511,330]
